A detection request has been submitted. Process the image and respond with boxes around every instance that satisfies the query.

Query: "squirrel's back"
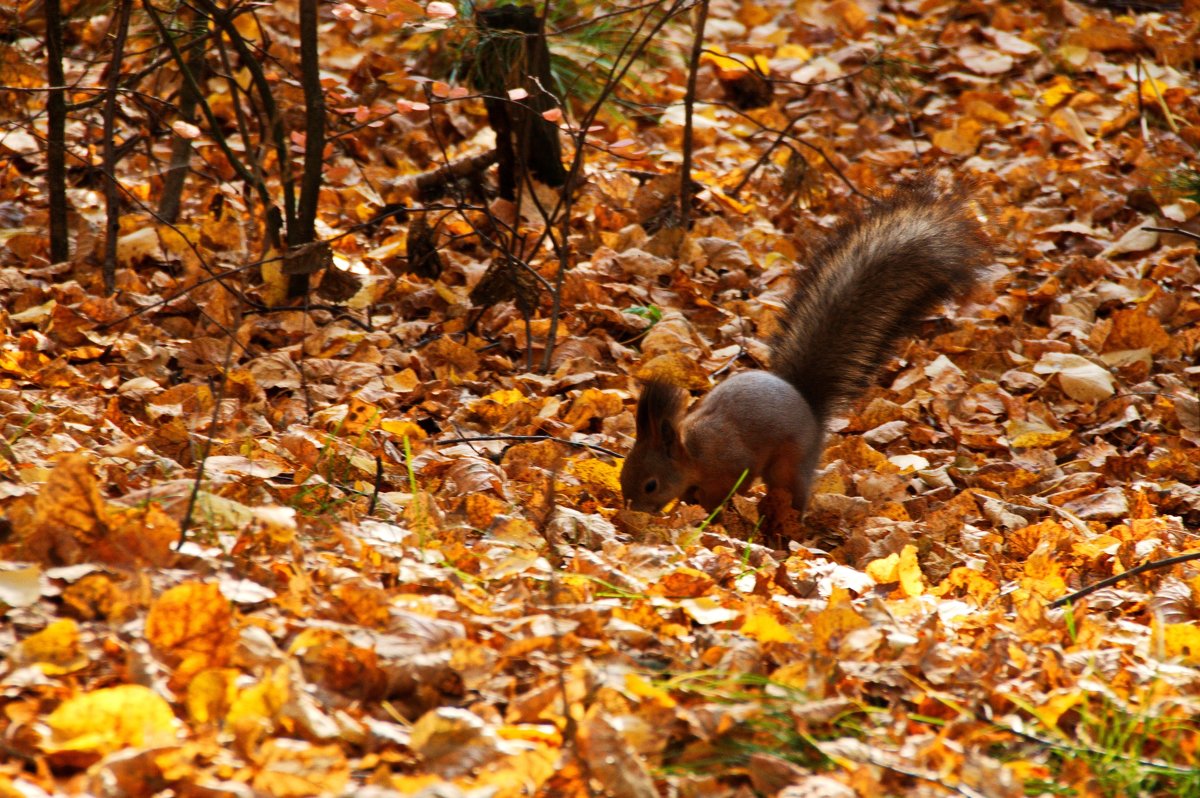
[771,177,991,419]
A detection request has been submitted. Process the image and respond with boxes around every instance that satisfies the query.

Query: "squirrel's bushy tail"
[771,176,992,419]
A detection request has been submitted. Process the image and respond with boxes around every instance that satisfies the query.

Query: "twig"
[434,433,620,459]
[393,149,500,197]
[368,454,382,515]
[1144,225,1200,243]
[243,303,373,332]
[1051,550,1200,608]
[99,260,262,330]
[177,320,240,547]
[728,111,810,197]
[994,716,1199,774]
[679,0,708,229]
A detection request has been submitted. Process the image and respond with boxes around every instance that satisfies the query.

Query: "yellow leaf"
[15,619,88,675]
[484,388,525,405]
[260,247,288,307]
[1031,690,1083,729]
[562,388,625,431]
[384,367,420,393]
[774,43,812,61]
[1007,420,1072,448]
[707,187,754,214]
[1039,76,1075,109]
[740,607,797,644]
[932,567,998,604]
[570,459,622,495]
[739,0,773,27]
[624,673,677,708]
[931,117,984,156]
[228,665,291,751]
[866,552,900,583]
[1015,550,1068,605]
[897,545,926,598]
[46,685,178,754]
[380,418,427,439]
[497,724,562,745]
[343,395,381,434]
[187,668,239,725]
[1162,623,1200,665]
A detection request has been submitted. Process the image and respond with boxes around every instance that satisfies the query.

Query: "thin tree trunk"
[291,0,325,296]
[45,0,69,263]
[102,0,133,295]
[679,0,709,230]
[158,10,207,223]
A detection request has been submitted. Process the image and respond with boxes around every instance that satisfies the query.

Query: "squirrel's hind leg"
[764,445,810,513]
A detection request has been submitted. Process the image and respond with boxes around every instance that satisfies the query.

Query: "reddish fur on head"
[621,380,692,512]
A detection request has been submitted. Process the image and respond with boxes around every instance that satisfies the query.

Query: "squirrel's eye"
[644,479,657,494]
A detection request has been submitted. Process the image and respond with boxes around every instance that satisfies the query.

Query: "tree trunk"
[45,0,69,263]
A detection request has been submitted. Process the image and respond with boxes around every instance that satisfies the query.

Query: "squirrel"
[619,176,992,515]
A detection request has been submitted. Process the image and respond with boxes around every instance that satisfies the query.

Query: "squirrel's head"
[620,380,690,513]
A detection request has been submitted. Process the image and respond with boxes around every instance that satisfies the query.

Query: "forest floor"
[1,0,1200,796]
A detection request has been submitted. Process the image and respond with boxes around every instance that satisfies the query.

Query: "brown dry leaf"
[6,0,1200,792]
[632,352,710,389]
[578,708,658,798]
[1103,305,1171,354]
[958,44,1014,76]
[0,565,41,608]
[423,337,481,379]
[1032,353,1115,402]
[59,572,136,621]
[331,581,392,627]
[409,707,502,778]
[251,740,350,798]
[106,503,179,567]
[342,394,383,435]
[931,117,985,156]
[561,388,624,431]
[811,588,870,654]
[145,581,236,687]
[464,492,508,528]
[444,456,506,497]
[656,567,715,598]
[1064,18,1140,53]
[23,453,110,565]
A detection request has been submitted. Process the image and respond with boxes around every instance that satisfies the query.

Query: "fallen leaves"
[1,0,1200,795]
[46,685,179,758]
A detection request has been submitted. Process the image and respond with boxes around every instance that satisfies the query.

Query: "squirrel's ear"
[634,391,656,437]
[657,415,680,451]
[635,380,687,442]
